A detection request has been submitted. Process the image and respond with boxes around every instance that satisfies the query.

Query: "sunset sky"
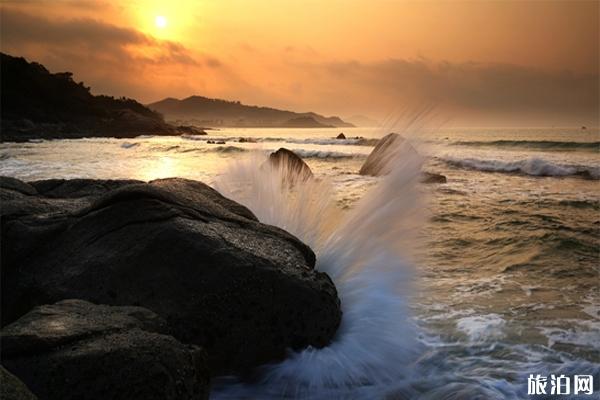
[1,0,598,126]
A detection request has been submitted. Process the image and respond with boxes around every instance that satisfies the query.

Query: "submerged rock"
[268,148,314,182]
[176,125,206,135]
[0,366,37,400]
[1,300,209,400]
[420,172,447,184]
[1,177,341,375]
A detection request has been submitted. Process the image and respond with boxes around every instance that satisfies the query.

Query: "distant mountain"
[283,116,334,128]
[345,115,380,127]
[148,96,354,128]
[0,53,198,142]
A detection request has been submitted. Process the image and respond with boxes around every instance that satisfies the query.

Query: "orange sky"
[1,0,598,125]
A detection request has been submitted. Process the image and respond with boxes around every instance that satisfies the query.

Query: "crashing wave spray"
[212,123,428,399]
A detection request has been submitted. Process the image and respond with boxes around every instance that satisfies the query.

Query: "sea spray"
[212,141,426,399]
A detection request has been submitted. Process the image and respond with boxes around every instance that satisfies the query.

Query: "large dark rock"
[336,133,346,139]
[268,148,313,182]
[421,172,447,184]
[359,133,415,176]
[1,177,341,375]
[1,300,209,400]
[0,366,37,400]
[359,133,447,183]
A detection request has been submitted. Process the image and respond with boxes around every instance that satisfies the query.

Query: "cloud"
[0,8,203,65]
[1,5,597,125]
[0,7,230,101]
[282,58,599,125]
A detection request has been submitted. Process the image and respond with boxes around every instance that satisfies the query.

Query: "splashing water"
[213,137,427,399]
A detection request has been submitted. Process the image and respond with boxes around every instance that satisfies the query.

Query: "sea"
[1,126,599,399]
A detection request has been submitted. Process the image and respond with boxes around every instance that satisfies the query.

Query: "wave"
[278,137,379,146]
[291,149,365,159]
[451,140,600,152]
[181,135,379,146]
[443,157,600,179]
[212,145,424,399]
[177,145,248,154]
[120,142,139,149]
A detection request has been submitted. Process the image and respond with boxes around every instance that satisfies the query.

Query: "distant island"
[0,53,354,142]
[148,96,355,128]
[0,53,206,142]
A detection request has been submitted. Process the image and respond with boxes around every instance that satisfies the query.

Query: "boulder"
[420,172,447,184]
[1,177,341,375]
[268,148,313,182]
[359,133,416,176]
[1,300,209,400]
[359,134,447,183]
[0,366,37,400]
[336,133,346,139]
[176,125,206,135]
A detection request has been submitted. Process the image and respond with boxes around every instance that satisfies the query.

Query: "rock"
[30,178,143,198]
[336,133,346,139]
[359,133,417,176]
[1,300,209,400]
[176,125,206,135]
[359,134,446,183]
[420,172,447,184]
[1,177,341,375]
[268,148,313,182]
[0,366,37,400]
[0,176,37,196]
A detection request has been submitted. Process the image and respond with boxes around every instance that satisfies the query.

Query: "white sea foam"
[120,142,139,149]
[213,137,425,398]
[456,314,506,342]
[291,149,364,159]
[539,319,600,349]
[443,157,600,179]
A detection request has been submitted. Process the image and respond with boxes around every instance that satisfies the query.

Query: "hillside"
[0,53,186,141]
[148,96,354,128]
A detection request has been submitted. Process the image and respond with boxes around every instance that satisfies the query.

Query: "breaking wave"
[181,135,379,147]
[211,140,425,399]
[451,140,600,152]
[291,149,365,159]
[443,157,600,179]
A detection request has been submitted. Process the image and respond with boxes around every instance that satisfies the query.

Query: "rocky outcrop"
[1,177,341,375]
[0,53,200,142]
[359,133,447,183]
[1,300,209,400]
[268,148,314,182]
[175,125,206,135]
[0,366,37,400]
[421,172,447,184]
[359,133,415,176]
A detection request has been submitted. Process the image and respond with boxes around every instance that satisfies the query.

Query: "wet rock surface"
[1,300,209,400]
[1,176,341,375]
[360,133,447,183]
[268,147,314,182]
[0,366,37,400]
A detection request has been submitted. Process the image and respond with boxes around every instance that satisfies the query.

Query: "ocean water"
[1,127,599,399]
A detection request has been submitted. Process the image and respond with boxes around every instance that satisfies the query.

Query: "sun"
[155,15,167,29]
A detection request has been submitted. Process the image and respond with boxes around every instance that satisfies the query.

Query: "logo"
[527,374,594,396]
